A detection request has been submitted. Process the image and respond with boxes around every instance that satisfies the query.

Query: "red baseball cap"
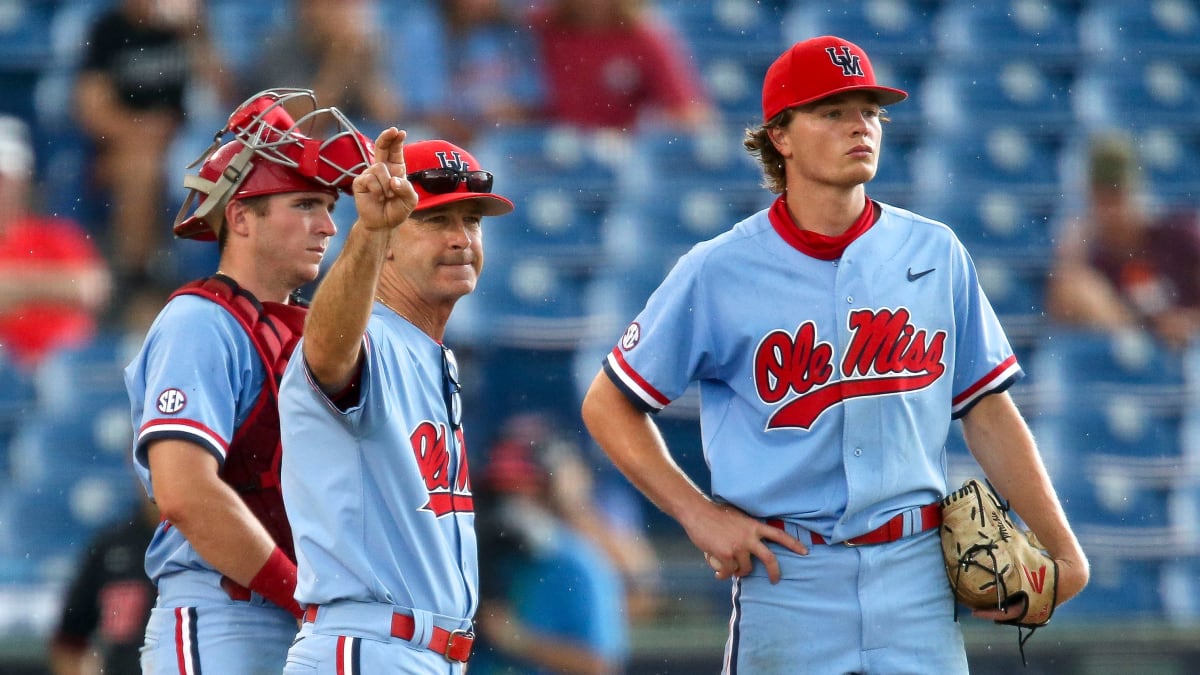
[762,36,908,123]
[404,140,514,216]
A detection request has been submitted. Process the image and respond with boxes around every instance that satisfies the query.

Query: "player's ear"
[767,125,793,158]
[224,199,253,237]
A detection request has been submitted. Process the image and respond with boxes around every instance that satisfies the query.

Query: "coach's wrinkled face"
[390,200,486,307]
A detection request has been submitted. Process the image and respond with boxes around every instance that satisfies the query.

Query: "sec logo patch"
[619,322,641,351]
[156,388,187,414]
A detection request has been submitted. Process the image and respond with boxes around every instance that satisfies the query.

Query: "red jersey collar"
[768,195,878,260]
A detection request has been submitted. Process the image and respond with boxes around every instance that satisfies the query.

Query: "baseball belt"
[767,502,942,546]
[303,604,475,663]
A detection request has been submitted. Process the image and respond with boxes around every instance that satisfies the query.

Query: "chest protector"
[171,275,306,560]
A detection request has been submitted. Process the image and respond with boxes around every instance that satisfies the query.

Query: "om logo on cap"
[825,46,864,77]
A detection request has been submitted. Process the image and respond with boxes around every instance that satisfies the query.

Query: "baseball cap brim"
[777,84,908,114]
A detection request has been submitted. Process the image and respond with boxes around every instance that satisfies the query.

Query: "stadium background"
[0,0,1199,672]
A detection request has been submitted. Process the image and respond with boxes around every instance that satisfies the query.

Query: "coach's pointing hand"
[353,127,418,231]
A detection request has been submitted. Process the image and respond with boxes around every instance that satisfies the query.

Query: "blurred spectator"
[472,413,640,674]
[47,493,158,675]
[528,0,715,131]
[0,115,111,371]
[73,0,229,290]
[241,0,403,135]
[432,0,545,143]
[1046,131,1200,349]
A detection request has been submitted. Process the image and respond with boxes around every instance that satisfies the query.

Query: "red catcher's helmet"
[174,88,375,241]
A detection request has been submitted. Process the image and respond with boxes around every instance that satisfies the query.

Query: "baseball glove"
[939,478,1059,629]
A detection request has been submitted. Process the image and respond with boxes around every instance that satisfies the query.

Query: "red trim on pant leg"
[336,635,346,675]
[172,607,201,675]
[175,608,187,673]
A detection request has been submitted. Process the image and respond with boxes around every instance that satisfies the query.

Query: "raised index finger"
[373,127,407,173]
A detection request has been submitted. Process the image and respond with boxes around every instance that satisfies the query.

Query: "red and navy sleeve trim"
[951,355,1022,419]
[601,349,670,414]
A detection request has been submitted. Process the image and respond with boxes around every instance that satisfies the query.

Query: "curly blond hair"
[742,109,794,195]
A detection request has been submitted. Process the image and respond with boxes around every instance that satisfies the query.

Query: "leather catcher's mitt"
[939,478,1059,628]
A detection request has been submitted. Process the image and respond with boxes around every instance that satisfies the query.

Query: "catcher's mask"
[174,88,376,241]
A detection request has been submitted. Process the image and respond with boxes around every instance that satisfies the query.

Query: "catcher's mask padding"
[174,88,375,241]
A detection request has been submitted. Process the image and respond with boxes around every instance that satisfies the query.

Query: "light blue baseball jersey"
[603,197,1021,543]
[127,294,269,582]
[280,304,478,621]
[127,293,299,674]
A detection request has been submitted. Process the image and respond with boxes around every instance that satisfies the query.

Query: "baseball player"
[278,131,513,673]
[126,89,374,674]
[580,35,1089,674]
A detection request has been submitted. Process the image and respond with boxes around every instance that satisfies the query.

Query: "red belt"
[768,502,942,546]
[303,605,475,663]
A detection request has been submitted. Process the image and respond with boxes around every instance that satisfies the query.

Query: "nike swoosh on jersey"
[907,267,935,281]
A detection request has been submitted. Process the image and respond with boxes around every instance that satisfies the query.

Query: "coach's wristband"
[249,547,303,619]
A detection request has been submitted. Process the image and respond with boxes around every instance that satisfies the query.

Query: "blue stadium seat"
[917,189,1056,267]
[1030,330,1191,553]
[205,0,290,75]
[1074,58,1200,131]
[0,476,137,584]
[0,353,36,481]
[972,258,1048,354]
[869,130,918,208]
[586,128,772,340]
[933,0,1080,68]
[376,0,450,118]
[474,126,623,271]
[1053,552,1171,620]
[8,413,132,488]
[468,347,584,457]
[911,126,1064,206]
[33,332,138,421]
[454,257,606,351]
[28,0,113,223]
[1034,329,1187,391]
[661,0,786,122]
[614,126,771,240]
[694,49,780,125]
[920,57,1075,135]
[783,0,940,68]
[662,0,787,49]
[0,0,56,72]
[1080,0,1200,64]
[1131,127,1200,203]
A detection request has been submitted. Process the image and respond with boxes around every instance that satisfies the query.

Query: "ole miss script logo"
[755,308,946,430]
[410,422,473,516]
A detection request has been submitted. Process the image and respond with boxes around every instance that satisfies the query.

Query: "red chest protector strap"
[171,274,307,559]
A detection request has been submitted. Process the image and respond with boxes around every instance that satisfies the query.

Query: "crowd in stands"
[0,0,1197,670]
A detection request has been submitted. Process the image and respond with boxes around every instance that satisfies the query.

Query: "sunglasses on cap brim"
[406,169,494,195]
